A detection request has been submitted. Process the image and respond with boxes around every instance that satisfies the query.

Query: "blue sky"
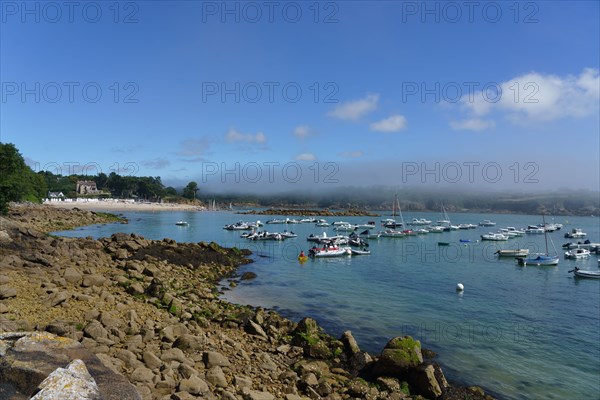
[1,1,599,193]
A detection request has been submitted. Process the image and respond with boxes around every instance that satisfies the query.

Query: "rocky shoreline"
[0,204,495,400]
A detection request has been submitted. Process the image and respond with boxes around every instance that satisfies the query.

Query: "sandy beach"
[44,199,205,212]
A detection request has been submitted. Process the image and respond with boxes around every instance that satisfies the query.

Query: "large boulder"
[30,359,101,400]
[371,336,423,377]
[0,331,140,399]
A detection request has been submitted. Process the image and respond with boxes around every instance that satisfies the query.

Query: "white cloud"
[225,128,267,144]
[339,151,364,158]
[293,126,312,139]
[295,153,316,161]
[462,68,600,124]
[370,114,407,132]
[450,119,495,131]
[327,94,379,121]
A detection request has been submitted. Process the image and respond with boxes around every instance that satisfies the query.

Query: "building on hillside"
[76,180,102,195]
[48,191,65,198]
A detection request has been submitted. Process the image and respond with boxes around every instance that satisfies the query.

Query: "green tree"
[0,143,47,214]
[164,186,178,196]
[182,181,199,199]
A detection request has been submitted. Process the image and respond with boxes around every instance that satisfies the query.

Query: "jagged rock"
[0,285,17,299]
[410,364,443,398]
[246,320,268,338]
[30,359,101,400]
[376,376,401,392]
[115,349,144,370]
[348,351,373,375]
[43,290,70,307]
[172,334,207,352]
[178,375,209,395]
[205,366,228,387]
[45,321,74,337]
[131,367,155,383]
[127,282,145,295]
[82,274,106,288]
[242,388,275,400]
[234,375,253,389]
[171,392,197,400]
[0,331,140,399]
[115,248,129,260]
[204,351,231,368]
[83,321,109,341]
[341,330,361,356]
[142,351,162,370]
[161,348,187,363]
[63,267,83,284]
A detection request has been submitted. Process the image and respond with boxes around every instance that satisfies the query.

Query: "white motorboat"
[223,221,251,230]
[495,249,529,257]
[334,224,356,232]
[562,241,600,251]
[479,220,496,227]
[175,221,189,226]
[505,227,525,236]
[306,233,347,244]
[564,228,586,239]
[309,245,351,257]
[498,229,520,238]
[427,226,445,233]
[315,219,329,227]
[525,227,545,234]
[564,248,591,259]
[356,222,376,229]
[481,233,509,241]
[265,218,286,224]
[379,229,406,238]
[409,218,432,225]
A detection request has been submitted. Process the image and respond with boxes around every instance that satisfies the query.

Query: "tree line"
[0,142,201,214]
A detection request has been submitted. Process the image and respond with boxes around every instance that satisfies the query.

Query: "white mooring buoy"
[456,283,464,292]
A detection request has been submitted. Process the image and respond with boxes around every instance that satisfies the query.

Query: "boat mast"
[543,214,549,256]
[397,196,405,227]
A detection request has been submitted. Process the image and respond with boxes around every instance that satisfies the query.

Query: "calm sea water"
[56,210,600,400]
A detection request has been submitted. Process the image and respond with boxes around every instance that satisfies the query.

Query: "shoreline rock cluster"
[0,204,494,400]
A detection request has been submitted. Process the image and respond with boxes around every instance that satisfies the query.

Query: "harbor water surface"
[56,211,600,400]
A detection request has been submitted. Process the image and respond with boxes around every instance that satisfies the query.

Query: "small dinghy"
[569,267,600,279]
[351,248,371,255]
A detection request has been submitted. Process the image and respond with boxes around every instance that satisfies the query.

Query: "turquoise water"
[56,211,600,400]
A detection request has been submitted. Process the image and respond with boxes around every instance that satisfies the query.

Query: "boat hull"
[574,270,600,279]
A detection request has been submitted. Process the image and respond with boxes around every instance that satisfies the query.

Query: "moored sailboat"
[517,215,559,266]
